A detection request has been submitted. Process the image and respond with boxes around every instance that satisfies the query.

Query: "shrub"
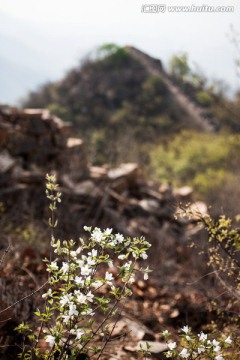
[96,43,130,67]
[169,53,190,82]
[160,207,240,359]
[195,91,213,107]
[149,131,240,199]
[162,326,236,359]
[15,174,151,359]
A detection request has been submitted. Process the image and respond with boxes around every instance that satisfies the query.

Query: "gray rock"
[0,151,15,173]
[136,341,168,353]
[125,340,168,354]
[124,319,155,341]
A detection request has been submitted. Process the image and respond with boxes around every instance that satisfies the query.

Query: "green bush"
[150,131,240,197]
[196,90,213,107]
[169,53,190,82]
[96,43,130,67]
[47,103,71,121]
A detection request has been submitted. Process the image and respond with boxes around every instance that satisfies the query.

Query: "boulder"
[174,186,193,200]
[123,319,155,341]
[125,340,168,354]
[108,163,140,186]
[0,151,16,173]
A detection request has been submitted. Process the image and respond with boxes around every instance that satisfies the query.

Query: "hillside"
[21,44,240,218]
[23,45,216,165]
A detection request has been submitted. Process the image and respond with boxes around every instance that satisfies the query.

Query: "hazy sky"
[0,0,240,103]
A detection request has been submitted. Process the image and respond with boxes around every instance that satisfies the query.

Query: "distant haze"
[0,0,239,105]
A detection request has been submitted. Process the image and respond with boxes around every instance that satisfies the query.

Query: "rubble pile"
[0,106,88,187]
[0,105,192,245]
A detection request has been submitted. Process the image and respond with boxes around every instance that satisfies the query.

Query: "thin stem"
[0,238,12,269]
[96,299,126,360]
[81,260,137,354]
[0,280,49,315]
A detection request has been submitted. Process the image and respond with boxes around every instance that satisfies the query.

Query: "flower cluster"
[16,174,151,359]
[40,227,151,357]
[162,326,234,359]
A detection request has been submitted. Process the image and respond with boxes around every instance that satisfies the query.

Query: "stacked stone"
[0,106,88,186]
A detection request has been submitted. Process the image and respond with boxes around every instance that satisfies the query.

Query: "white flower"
[225,336,232,344]
[76,328,84,339]
[92,228,103,243]
[49,261,58,271]
[108,260,114,268]
[215,355,224,360]
[206,339,212,348]
[109,240,117,247]
[75,276,84,286]
[76,259,84,267]
[70,247,81,258]
[62,314,70,323]
[88,249,97,258]
[212,339,221,354]
[128,274,135,284]
[141,252,148,260]
[83,225,91,232]
[70,251,77,258]
[105,271,114,284]
[186,335,191,341]
[86,291,94,302]
[115,233,124,243]
[45,334,55,347]
[118,254,126,260]
[82,308,95,316]
[60,294,73,307]
[70,327,85,339]
[165,351,173,358]
[91,280,103,289]
[87,258,96,266]
[105,228,112,235]
[69,303,78,317]
[42,289,52,299]
[162,330,170,336]
[198,346,205,354]
[81,265,91,276]
[124,261,132,271]
[143,265,150,280]
[168,342,177,350]
[181,325,190,334]
[198,332,207,341]
[214,345,221,353]
[61,262,69,274]
[75,291,87,304]
[179,348,190,358]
